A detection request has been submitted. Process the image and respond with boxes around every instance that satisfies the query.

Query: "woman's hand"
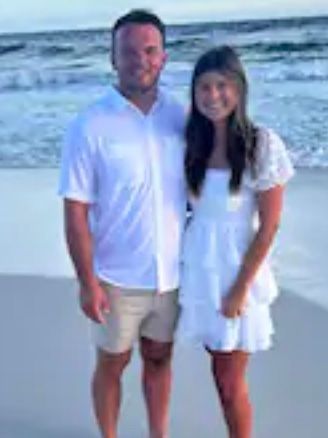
[221,185,284,319]
[221,284,248,319]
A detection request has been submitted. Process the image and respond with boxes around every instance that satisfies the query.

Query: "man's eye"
[123,49,135,56]
[146,47,158,55]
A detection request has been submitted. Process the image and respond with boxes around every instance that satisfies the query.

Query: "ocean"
[1,15,328,168]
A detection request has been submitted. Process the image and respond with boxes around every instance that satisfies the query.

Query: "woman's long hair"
[185,46,258,195]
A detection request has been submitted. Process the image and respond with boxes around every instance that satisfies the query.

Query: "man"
[58,9,186,438]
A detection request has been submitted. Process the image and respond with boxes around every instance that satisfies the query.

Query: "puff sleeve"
[254,128,295,192]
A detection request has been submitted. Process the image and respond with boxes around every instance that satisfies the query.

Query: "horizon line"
[0,12,327,37]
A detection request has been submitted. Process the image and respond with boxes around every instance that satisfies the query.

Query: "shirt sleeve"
[254,128,295,192]
[58,117,96,203]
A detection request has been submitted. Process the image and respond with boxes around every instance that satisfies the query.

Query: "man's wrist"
[79,275,99,292]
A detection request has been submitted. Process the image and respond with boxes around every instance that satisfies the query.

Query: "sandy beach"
[1,275,327,437]
[0,168,327,437]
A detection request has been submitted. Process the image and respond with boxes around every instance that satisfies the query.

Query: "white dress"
[178,128,294,352]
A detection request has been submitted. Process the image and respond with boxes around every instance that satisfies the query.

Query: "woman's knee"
[211,359,248,404]
[215,370,248,405]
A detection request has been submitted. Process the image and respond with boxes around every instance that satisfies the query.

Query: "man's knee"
[140,337,173,368]
[96,348,132,379]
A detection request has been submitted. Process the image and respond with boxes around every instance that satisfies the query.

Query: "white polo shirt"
[59,86,187,292]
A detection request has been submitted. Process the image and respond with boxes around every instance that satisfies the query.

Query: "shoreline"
[1,166,327,309]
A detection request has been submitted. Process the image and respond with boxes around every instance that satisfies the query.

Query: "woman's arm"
[221,185,284,318]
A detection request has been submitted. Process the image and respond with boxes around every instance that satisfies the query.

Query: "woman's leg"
[210,350,252,438]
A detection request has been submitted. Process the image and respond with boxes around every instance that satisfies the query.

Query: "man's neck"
[117,85,158,114]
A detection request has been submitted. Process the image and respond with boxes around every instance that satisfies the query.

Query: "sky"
[0,0,327,33]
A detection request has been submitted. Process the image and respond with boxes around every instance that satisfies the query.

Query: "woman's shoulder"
[256,126,286,155]
[251,125,295,191]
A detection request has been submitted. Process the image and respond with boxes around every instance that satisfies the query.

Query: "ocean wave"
[166,37,328,61]
[227,16,328,34]
[0,141,61,168]
[50,62,91,70]
[261,65,328,82]
[167,35,208,48]
[0,70,111,92]
[241,41,327,54]
[81,45,109,56]
[37,44,109,60]
[40,45,76,56]
[266,72,328,82]
[0,43,26,56]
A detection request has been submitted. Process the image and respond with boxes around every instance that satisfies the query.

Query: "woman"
[178,46,294,437]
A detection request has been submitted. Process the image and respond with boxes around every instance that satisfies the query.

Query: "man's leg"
[140,337,173,438]
[92,348,132,438]
[91,283,150,437]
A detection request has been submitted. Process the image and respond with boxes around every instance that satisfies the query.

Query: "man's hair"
[112,9,166,46]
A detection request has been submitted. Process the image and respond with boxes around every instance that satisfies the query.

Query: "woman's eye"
[201,84,212,92]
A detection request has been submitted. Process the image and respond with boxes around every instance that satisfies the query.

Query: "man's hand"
[79,281,110,324]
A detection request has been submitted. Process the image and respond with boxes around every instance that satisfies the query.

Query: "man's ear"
[111,47,116,70]
[161,51,168,69]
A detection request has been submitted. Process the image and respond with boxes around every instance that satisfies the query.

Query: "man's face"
[112,23,166,94]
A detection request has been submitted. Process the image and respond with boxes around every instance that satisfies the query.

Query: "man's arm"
[64,199,109,323]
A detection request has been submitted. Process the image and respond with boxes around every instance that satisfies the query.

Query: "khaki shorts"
[91,283,180,354]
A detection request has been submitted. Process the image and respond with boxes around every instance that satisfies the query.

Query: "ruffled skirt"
[177,266,274,352]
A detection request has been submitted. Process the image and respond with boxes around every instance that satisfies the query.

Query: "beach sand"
[0,168,327,437]
[0,275,327,437]
[1,168,327,308]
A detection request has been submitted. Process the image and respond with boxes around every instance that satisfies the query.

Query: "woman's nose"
[208,86,220,99]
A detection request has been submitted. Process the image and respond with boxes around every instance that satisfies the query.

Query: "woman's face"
[194,71,239,125]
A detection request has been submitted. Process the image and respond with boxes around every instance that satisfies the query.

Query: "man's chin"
[139,84,157,94]
[123,76,160,93]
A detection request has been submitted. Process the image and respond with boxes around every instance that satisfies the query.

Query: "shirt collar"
[105,84,165,115]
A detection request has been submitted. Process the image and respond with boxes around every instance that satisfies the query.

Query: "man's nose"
[132,51,147,67]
